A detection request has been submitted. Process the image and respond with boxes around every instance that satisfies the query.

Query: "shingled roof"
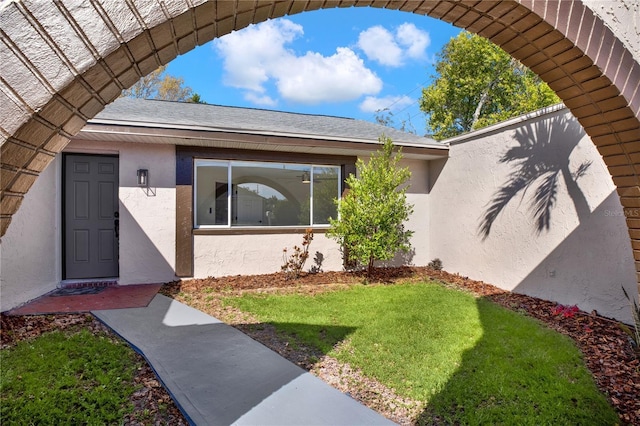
[92,98,443,147]
[79,97,448,159]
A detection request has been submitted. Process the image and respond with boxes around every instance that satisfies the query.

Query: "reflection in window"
[313,167,339,225]
[195,160,227,226]
[195,160,340,228]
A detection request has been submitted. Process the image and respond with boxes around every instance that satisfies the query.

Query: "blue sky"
[166,7,461,131]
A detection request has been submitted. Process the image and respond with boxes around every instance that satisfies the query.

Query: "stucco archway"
[1,0,639,294]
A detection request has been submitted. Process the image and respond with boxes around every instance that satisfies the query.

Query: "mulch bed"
[407,268,639,425]
[163,266,640,425]
[2,266,639,424]
[420,268,640,425]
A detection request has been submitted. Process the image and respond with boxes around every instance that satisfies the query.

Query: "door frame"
[62,153,120,280]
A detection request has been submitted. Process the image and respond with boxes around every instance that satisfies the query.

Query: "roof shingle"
[93,97,444,148]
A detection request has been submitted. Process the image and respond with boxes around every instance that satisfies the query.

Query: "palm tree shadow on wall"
[478,114,592,239]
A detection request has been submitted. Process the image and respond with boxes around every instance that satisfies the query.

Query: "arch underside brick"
[0,0,638,292]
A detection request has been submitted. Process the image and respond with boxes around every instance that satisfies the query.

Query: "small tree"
[328,136,414,277]
[121,65,201,102]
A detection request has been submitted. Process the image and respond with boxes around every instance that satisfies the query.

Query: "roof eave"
[78,121,449,160]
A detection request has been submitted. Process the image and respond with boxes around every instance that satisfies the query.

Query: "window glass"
[195,160,340,228]
[195,160,228,226]
[232,162,310,226]
[312,166,340,224]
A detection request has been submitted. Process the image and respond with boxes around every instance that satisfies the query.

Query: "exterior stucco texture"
[1,103,636,324]
[429,106,636,323]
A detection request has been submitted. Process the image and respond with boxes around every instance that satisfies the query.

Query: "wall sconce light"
[137,169,148,187]
[301,171,311,184]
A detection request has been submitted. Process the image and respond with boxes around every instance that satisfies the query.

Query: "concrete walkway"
[93,294,394,426]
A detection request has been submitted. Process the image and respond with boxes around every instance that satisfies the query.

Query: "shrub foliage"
[328,136,413,276]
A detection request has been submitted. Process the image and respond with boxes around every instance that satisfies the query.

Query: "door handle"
[114,211,119,239]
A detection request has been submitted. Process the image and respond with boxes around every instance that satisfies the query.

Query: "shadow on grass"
[416,297,618,425]
[242,321,357,356]
[161,280,620,424]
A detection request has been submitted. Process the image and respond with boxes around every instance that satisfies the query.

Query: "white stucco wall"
[0,138,433,311]
[584,0,640,62]
[401,158,431,267]
[0,159,60,312]
[429,105,636,323]
[194,233,342,278]
[4,110,634,322]
[65,140,177,286]
[193,157,431,278]
[0,140,178,312]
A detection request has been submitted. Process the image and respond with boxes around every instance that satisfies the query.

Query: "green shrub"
[428,258,443,271]
[328,136,413,277]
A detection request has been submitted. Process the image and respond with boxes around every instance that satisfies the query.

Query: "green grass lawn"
[227,281,618,425]
[1,328,139,424]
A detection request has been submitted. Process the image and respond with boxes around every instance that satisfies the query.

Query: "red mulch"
[3,266,639,424]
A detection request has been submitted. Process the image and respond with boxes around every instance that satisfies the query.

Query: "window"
[195,159,340,228]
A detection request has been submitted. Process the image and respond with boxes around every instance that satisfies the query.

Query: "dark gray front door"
[64,154,119,279]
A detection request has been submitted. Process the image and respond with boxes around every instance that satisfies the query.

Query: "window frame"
[193,158,342,230]
[176,146,356,276]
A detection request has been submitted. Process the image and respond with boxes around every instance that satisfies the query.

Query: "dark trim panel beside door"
[175,184,193,277]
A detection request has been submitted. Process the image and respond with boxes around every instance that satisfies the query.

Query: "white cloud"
[356,26,403,66]
[214,19,302,92]
[276,48,382,104]
[359,95,414,113]
[213,19,382,105]
[357,23,430,67]
[244,92,278,107]
[396,23,430,60]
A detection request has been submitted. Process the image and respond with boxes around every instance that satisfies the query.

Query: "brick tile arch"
[1,1,638,293]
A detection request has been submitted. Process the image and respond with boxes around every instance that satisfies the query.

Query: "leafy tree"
[328,136,413,277]
[419,31,560,140]
[121,65,203,102]
[187,93,206,104]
